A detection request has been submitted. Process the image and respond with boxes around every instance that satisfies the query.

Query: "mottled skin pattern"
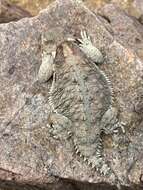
[38,31,125,189]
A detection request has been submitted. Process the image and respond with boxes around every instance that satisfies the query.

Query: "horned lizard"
[38,30,125,188]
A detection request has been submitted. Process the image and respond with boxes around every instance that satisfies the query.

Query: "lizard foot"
[67,30,104,63]
[104,121,126,135]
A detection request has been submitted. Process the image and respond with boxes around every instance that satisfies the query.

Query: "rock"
[0,0,32,23]
[132,0,143,18]
[98,4,143,60]
[0,0,143,189]
[85,0,143,19]
[138,14,143,25]
[7,0,54,16]
[111,0,143,18]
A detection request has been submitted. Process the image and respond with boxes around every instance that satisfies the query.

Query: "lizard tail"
[73,134,121,189]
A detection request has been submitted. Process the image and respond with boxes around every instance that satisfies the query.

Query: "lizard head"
[54,40,83,65]
[54,40,77,66]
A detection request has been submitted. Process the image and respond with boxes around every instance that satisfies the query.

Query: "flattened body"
[39,32,124,188]
[51,42,112,133]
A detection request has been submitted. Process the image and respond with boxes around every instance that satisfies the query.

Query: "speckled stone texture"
[0,0,143,189]
[0,0,32,23]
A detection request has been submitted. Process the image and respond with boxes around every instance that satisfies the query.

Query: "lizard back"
[50,41,114,160]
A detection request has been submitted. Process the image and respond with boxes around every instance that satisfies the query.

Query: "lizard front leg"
[38,34,56,83]
[38,53,55,83]
[68,30,104,64]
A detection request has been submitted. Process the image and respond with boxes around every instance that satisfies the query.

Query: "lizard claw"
[117,122,126,134]
[81,30,91,43]
[67,30,92,47]
[78,30,93,47]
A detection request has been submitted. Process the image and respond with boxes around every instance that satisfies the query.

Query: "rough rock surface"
[85,0,143,19]
[0,0,32,23]
[0,0,143,189]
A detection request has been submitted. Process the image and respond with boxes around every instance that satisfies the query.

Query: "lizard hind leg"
[47,112,72,140]
[100,107,125,135]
